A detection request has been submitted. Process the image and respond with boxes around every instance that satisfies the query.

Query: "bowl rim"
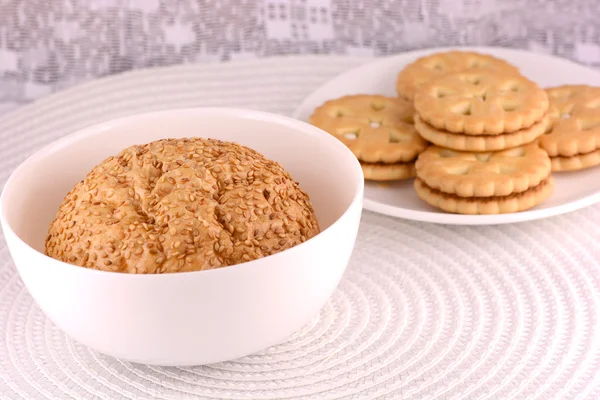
[0,106,364,279]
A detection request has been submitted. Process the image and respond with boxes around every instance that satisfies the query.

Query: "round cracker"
[396,51,520,101]
[414,143,551,197]
[538,85,600,165]
[413,69,548,135]
[309,94,429,164]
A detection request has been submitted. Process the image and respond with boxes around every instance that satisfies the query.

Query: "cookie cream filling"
[360,160,416,167]
[550,148,600,159]
[415,175,553,201]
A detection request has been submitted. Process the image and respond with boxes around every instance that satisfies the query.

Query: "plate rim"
[292,45,600,225]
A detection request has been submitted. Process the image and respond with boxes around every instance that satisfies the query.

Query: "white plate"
[293,46,600,225]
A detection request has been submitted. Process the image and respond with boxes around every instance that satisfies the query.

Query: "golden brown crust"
[545,85,600,123]
[360,161,415,181]
[308,94,429,164]
[414,143,552,197]
[414,113,548,152]
[538,85,600,161]
[414,176,554,215]
[45,138,320,274]
[550,148,600,171]
[396,51,520,101]
[413,69,549,135]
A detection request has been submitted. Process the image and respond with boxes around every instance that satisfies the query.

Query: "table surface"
[0,55,599,400]
[0,103,19,116]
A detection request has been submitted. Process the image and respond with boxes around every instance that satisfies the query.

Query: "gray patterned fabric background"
[0,0,599,106]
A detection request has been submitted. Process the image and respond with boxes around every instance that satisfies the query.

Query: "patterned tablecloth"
[0,56,599,400]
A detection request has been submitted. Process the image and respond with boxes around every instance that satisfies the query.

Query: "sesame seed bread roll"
[45,137,320,274]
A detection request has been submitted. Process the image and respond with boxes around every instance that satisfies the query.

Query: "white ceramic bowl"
[0,108,364,366]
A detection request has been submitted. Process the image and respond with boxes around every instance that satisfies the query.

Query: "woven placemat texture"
[0,56,599,400]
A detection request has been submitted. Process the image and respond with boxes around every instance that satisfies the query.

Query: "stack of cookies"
[402,53,554,214]
[307,50,600,215]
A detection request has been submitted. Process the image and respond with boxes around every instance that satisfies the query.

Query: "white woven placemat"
[1,56,599,400]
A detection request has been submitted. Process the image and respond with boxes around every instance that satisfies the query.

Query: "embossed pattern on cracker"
[415,144,552,198]
[414,69,549,135]
[309,94,429,164]
[415,114,549,152]
[538,85,600,171]
[395,51,520,101]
